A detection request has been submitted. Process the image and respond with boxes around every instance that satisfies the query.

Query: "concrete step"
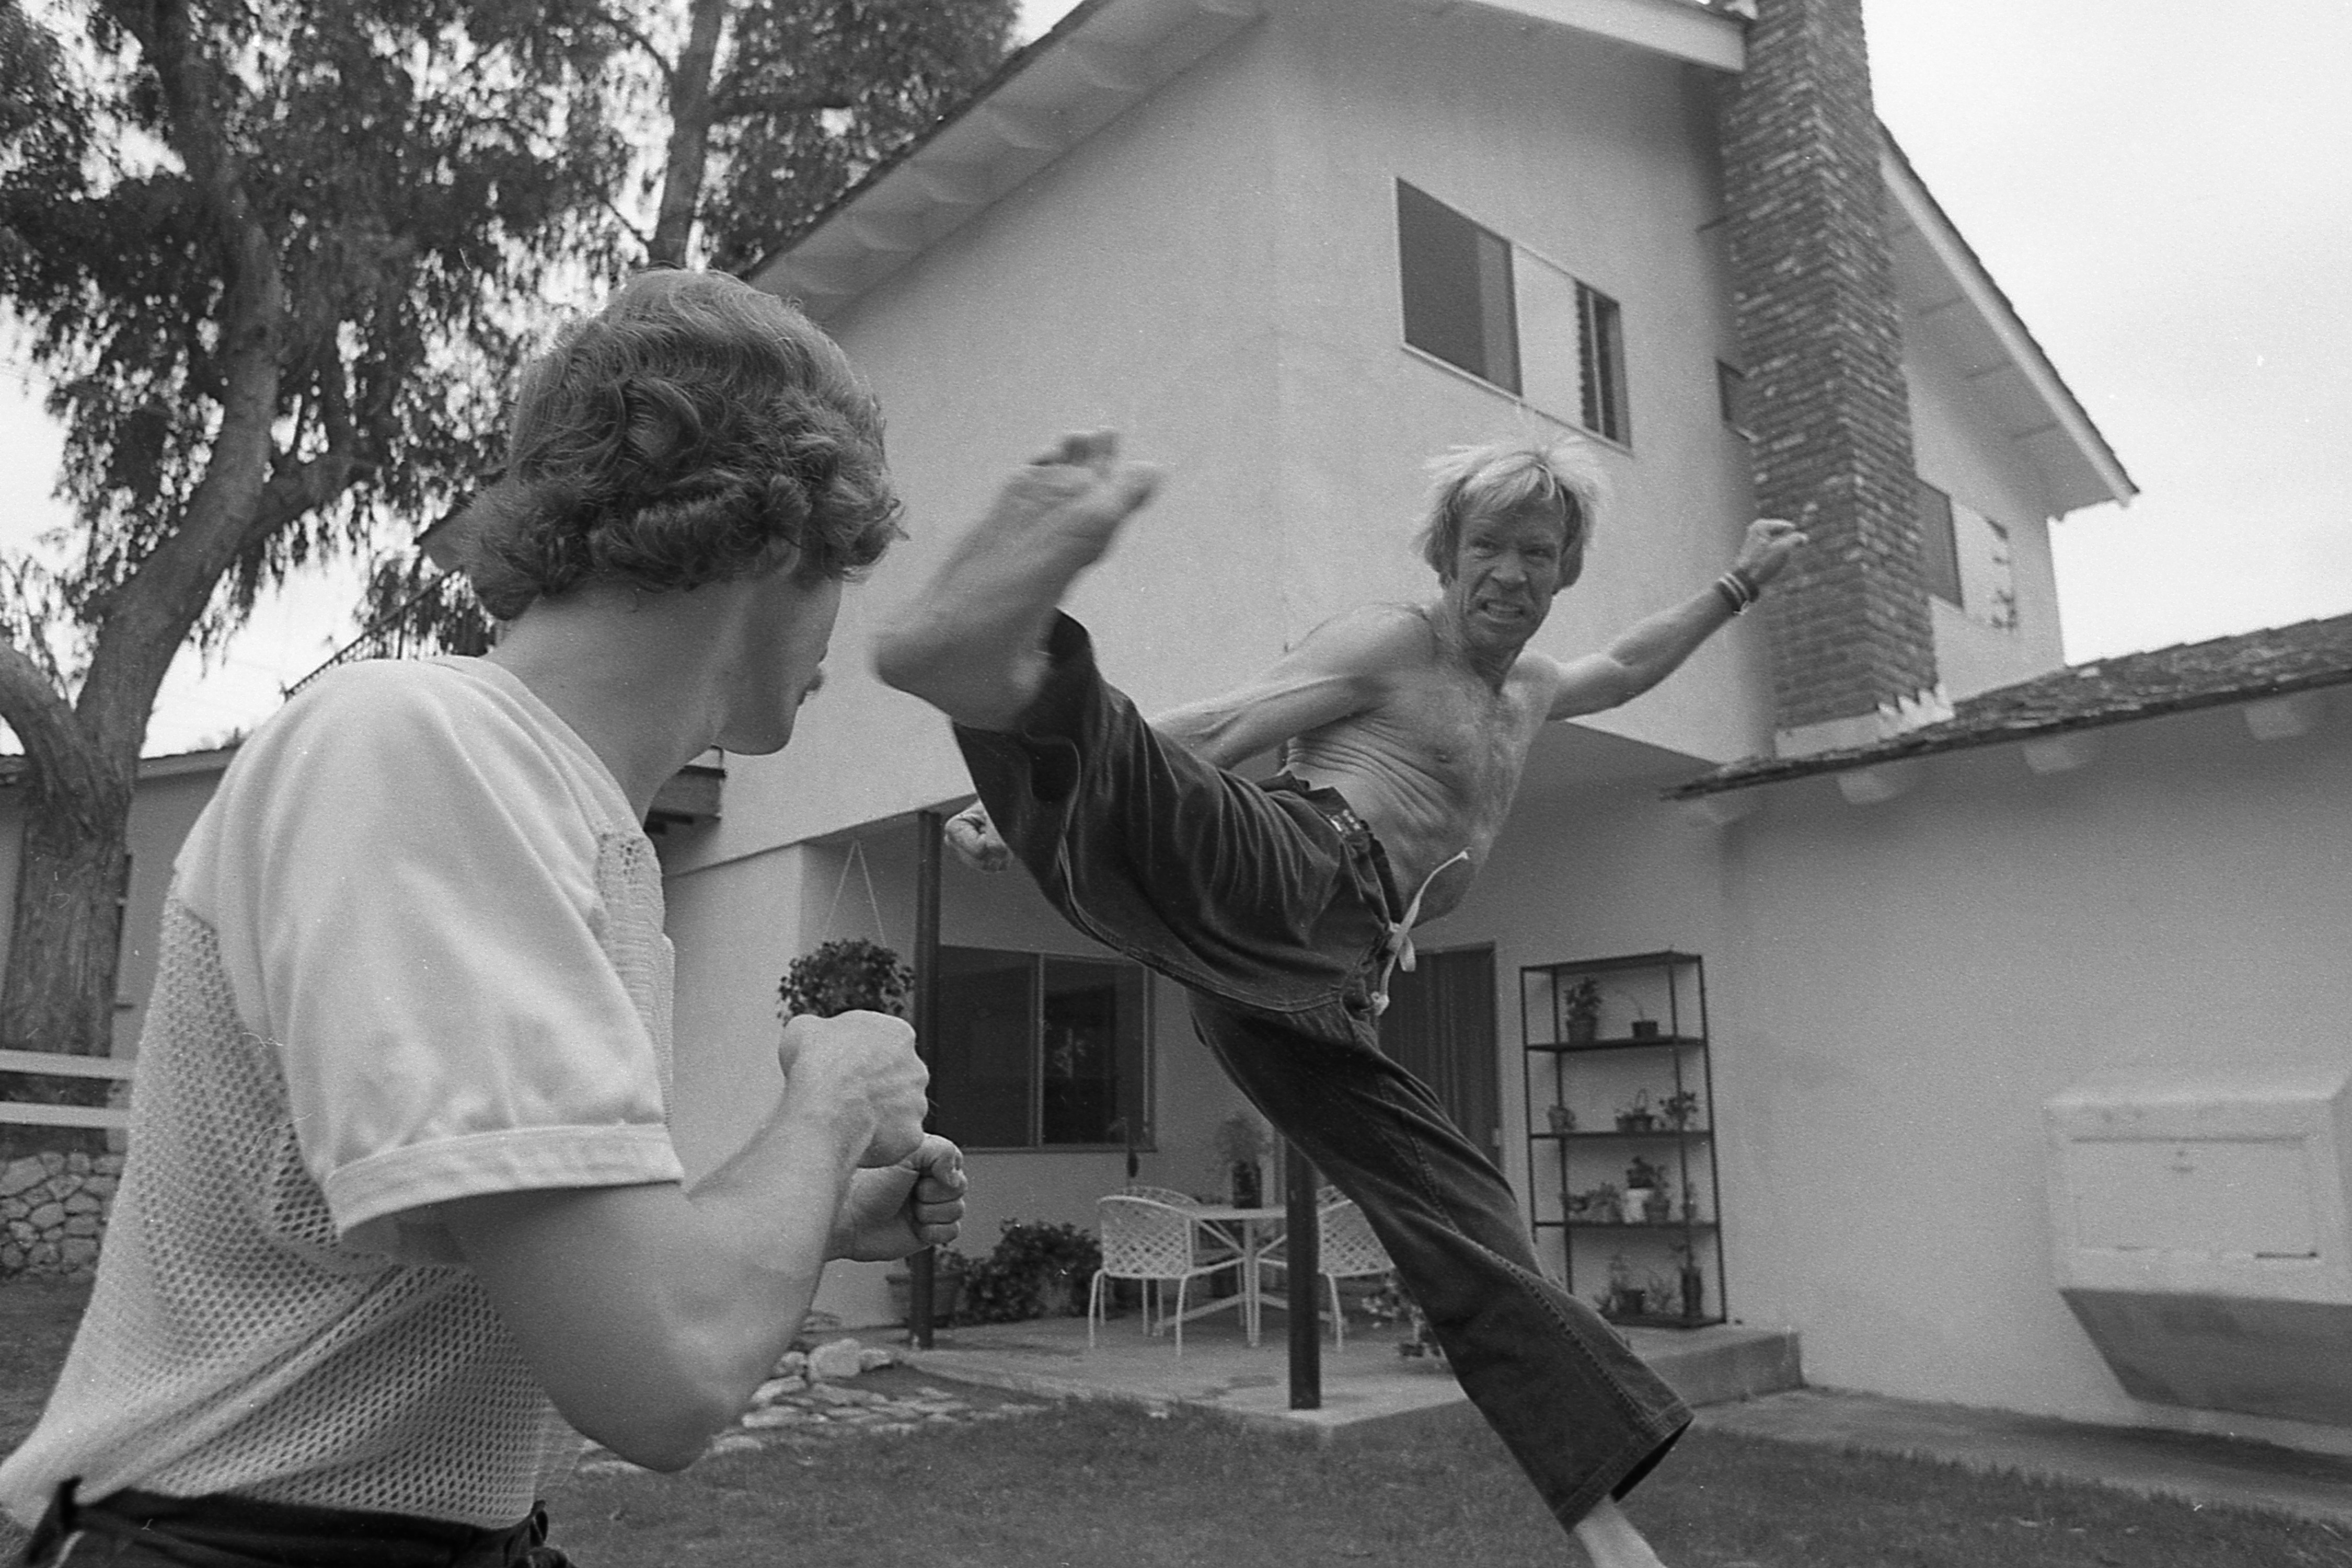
[1626,1322,1804,1410]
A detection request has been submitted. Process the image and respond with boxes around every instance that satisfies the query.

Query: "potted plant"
[1660,1088,1702,1131]
[1560,976,1604,1043]
[1546,1103,1577,1135]
[1604,1254,1644,1321]
[1580,1181,1622,1224]
[1625,993,1660,1039]
[1214,1113,1271,1207]
[1614,1090,1656,1134]
[1623,1155,1668,1225]
[777,937,913,1020]
[1670,1242,1707,1322]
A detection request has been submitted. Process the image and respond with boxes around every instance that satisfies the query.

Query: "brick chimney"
[1717,0,1947,756]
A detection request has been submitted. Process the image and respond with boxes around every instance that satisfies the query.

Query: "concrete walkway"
[1697,1386,2352,1529]
[898,1307,1797,1440]
[902,1310,2352,1528]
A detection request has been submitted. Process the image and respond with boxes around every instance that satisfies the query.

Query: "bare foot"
[1571,1497,1668,1567]
[873,430,1160,730]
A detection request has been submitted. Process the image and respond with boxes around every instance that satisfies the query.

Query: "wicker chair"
[1090,1195,1246,1356]
[1256,1194,1394,1347]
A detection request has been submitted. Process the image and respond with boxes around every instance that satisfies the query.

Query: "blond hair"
[1414,435,1606,581]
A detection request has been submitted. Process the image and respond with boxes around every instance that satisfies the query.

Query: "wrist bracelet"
[1714,572,1755,616]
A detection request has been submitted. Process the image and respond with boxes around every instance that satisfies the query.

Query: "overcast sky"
[1,0,2344,754]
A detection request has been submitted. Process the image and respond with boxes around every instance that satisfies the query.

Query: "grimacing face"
[1443,497,1583,651]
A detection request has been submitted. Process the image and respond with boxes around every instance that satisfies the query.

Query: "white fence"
[0,1046,135,1131]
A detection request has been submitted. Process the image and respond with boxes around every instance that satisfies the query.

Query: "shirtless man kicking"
[874,430,1802,1567]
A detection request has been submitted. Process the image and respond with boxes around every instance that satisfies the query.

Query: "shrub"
[960,1219,1102,1323]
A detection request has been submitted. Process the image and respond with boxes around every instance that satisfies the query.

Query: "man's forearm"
[446,1097,871,1471]
[1600,587,1740,699]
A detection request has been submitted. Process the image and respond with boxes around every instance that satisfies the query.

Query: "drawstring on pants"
[1371,848,1470,1015]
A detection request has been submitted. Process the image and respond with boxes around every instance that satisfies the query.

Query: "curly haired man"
[1,271,965,1568]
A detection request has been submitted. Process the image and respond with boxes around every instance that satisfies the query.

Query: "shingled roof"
[1667,611,2352,798]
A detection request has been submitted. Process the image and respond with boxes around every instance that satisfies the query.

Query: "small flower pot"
[1546,1104,1577,1135]
[1630,1020,1661,1039]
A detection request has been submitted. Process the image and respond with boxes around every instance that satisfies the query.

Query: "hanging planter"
[778,937,914,1020]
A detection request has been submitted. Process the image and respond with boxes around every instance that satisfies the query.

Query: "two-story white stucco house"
[654,0,2352,1455]
[643,0,2315,1430]
[16,0,2349,1458]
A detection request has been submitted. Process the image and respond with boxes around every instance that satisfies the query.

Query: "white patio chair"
[1122,1183,1241,1266]
[1089,1195,1246,1356]
[1255,1194,1394,1348]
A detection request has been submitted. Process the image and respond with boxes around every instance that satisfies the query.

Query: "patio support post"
[1285,1141,1320,1408]
[907,809,945,1348]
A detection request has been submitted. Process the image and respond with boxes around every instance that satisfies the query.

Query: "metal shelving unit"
[1521,950,1726,1328]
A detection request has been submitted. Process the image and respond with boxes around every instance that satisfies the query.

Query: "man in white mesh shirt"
[0,270,966,1567]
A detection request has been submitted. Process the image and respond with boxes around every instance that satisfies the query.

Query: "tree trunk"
[647,0,730,268]
[0,740,133,1062]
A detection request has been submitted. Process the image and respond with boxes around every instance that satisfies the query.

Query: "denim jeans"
[954,613,1691,1531]
[14,1483,569,1568]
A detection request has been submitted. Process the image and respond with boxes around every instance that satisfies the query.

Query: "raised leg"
[873,430,1160,731]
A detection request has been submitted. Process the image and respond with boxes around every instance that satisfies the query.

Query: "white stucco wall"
[1256,0,1770,764]
[1905,316,2072,699]
[683,0,1785,891]
[1438,685,2352,1443]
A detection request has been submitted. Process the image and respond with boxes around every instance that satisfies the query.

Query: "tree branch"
[709,85,852,124]
[0,633,86,772]
[594,8,676,88]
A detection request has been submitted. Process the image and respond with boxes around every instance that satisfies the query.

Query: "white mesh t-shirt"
[0,657,686,1529]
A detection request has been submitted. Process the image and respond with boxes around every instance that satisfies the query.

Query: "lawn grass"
[5,1279,2347,1567]
[544,1400,2350,1568]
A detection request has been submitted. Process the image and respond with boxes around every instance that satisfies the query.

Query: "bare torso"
[1275,603,1558,924]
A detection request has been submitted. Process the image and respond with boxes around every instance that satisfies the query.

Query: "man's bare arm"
[1150,606,1411,768]
[443,1011,964,1471]
[1549,517,1807,719]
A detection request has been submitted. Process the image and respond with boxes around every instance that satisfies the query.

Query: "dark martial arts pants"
[953,613,1691,1532]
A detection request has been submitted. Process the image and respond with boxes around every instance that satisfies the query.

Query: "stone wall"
[2,1150,121,1278]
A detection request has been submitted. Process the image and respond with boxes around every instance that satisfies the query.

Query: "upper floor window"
[1716,361,1754,440]
[1915,480,1964,606]
[1396,180,1630,446]
[1916,479,2020,632]
[927,946,1149,1151]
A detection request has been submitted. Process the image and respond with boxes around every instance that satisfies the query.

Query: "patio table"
[1165,1204,1287,1346]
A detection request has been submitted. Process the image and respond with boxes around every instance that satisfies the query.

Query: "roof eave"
[1667,648,2352,800]
[1880,130,2138,517]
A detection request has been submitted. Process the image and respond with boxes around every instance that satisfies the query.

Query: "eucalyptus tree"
[364,0,1020,647]
[0,0,629,1079]
[0,0,1016,1096]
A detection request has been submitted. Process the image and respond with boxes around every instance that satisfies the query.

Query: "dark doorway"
[1378,944,1501,1158]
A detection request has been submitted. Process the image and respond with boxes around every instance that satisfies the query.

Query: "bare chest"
[1383,666,1549,809]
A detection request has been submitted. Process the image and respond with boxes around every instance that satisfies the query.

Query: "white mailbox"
[2044,1064,2352,1427]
